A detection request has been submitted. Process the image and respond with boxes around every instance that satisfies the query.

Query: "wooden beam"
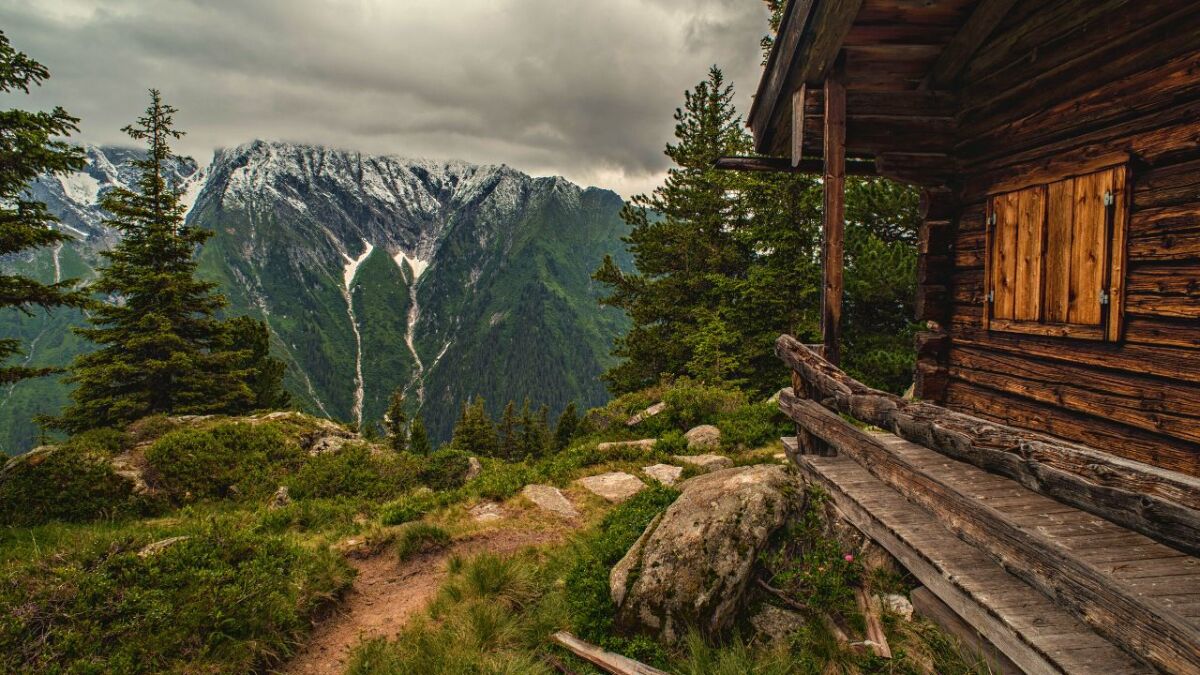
[713,156,875,175]
[751,0,864,154]
[924,0,1020,89]
[551,632,668,675]
[822,60,847,366]
[791,85,806,167]
[774,334,1200,556]
[779,391,1200,674]
[910,588,1022,675]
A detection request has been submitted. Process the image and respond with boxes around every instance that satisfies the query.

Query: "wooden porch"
[776,336,1200,674]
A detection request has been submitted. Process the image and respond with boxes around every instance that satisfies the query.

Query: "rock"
[464,456,483,481]
[597,439,657,452]
[610,513,663,606]
[469,501,504,522]
[773,452,788,463]
[626,401,666,427]
[642,464,683,486]
[575,472,646,503]
[610,464,801,643]
[520,484,578,517]
[880,593,914,621]
[671,453,733,472]
[138,536,190,558]
[684,424,721,451]
[750,605,807,644]
[269,485,291,510]
[308,435,351,456]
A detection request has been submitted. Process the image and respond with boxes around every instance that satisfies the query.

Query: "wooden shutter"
[984,165,1127,341]
[987,185,1045,323]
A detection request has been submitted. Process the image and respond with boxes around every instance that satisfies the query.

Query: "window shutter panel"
[990,191,1020,321]
[1044,178,1075,324]
[1014,185,1047,321]
[1068,171,1110,326]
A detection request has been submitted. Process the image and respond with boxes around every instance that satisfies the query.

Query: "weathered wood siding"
[923,0,1200,476]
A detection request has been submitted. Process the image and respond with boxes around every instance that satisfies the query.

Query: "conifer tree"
[384,386,408,453]
[215,316,290,410]
[594,67,753,393]
[497,400,519,460]
[451,397,498,457]
[0,32,89,384]
[54,90,253,432]
[409,414,431,456]
[552,401,579,452]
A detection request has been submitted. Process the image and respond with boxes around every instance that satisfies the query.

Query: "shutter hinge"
[1100,289,1111,305]
[1103,190,1115,206]
[987,289,995,303]
[987,212,997,226]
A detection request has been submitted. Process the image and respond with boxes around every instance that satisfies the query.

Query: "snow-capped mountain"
[0,142,631,453]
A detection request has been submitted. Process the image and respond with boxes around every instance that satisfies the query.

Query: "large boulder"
[684,424,721,451]
[575,472,645,503]
[609,464,801,643]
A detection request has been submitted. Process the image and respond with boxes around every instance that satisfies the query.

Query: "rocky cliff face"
[0,141,631,453]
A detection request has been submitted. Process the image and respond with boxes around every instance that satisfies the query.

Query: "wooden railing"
[775,333,1200,557]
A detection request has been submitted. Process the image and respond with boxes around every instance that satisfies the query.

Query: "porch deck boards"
[787,439,1149,674]
[872,432,1200,625]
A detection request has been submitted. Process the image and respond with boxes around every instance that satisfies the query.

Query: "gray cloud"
[1,0,769,198]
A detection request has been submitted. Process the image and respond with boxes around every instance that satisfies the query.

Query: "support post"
[822,58,847,366]
[791,85,806,167]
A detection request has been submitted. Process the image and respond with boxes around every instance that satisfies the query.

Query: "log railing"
[775,333,1200,557]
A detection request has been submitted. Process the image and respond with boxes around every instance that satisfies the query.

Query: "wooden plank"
[1068,170,1107,326]
[796,454,1149,674]
[925,0,1020,89]
[1044,178,1075,324]
[990,192,1019,320]
[822,59,847,366]
[551,632,668,675]
[791,85,806,168]
[1014,185,1046,321]
[749,0,817,154]
[712,156,876,175]
[775,334,1200,553]
[780,392,1200,674]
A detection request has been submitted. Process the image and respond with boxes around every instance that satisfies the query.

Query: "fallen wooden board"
[551,632,669,675]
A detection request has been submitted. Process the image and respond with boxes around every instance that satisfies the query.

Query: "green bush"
[0,519,352,673]
[419,449,471,491]
[144,423,302,503]
[288,444,420,500]
[0,446,139,526]
[379,490,443,526]
[60,427,128,455]
[660,377,745,431]
[396,523,451,561]
[716,400,789,450]
[564,484,679,662]
[255,496,368,535]
[462,460,533,501]
[652,430,688,455]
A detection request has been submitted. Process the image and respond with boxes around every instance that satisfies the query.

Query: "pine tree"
[498,400,520,460]
[409,414,431,456]
[384,386,408,453]
[0,32,89,385]
[54,90,253,432]
[451,396,498,457]
[215,316,290,410]
[594,67,753,393]
[552,401,579,452]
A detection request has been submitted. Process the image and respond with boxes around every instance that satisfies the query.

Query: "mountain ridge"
[0,141,631,453]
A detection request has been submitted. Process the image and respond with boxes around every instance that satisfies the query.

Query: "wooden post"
[791,85,806,167]
[822,58,846,366]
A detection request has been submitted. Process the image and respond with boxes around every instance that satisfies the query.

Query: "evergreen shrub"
[715,400,789,450]
[145,423,301,503]
[288,444,420,500]
[0,446,139,526]
[419,449,471,491]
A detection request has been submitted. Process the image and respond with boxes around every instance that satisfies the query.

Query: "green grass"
[395,523,451,561]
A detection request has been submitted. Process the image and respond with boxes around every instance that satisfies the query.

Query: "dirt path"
[279,528,565,675]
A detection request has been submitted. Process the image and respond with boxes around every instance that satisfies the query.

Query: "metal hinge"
[1103,190,1115,206]
[987,289,995,303]
[987,212,997,226]
[1099,289,1110,305]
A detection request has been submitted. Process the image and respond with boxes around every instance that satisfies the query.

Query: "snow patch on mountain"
[394,251,429,281]
[59,172,100,205]
[342,241,374,290]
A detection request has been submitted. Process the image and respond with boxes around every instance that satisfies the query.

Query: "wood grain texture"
[1013,185,1046,321]
[1044,178,1075,323]
[781,392,1200,674]
[822,61,847,366]
[775,335,1200,550]
[925,0,1020,89]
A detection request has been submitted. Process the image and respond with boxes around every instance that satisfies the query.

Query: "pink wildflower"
[843,554,854,563]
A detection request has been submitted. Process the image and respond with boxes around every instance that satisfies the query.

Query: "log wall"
[918,0,1200,476]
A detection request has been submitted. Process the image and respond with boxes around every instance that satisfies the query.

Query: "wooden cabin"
[734,1,1200,672]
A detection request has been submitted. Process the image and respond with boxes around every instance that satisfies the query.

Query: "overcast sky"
[2,0,769,198]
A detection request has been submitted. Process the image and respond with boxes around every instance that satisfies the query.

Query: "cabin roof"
[750,0,1004,162]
